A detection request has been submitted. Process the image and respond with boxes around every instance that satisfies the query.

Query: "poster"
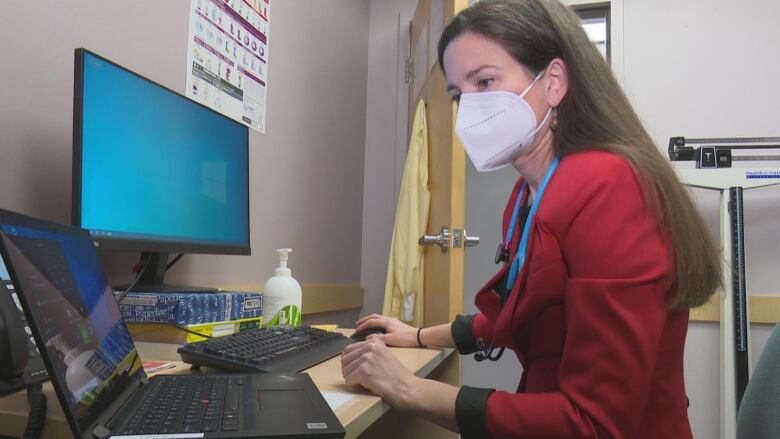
[186,0,270,133]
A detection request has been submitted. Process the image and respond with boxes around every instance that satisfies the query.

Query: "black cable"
[165,253,184,271]
[115,255,151,304]
[171,323,212,340]
[116,252,181,304]
[474,338,505,362]
[22,382,47,439]
[116,254,210,341]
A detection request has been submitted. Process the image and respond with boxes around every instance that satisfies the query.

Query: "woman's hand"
[354,314,418,347]
[341,338,419,409]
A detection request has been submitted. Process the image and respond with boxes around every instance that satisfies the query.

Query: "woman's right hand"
[354,314,418,347]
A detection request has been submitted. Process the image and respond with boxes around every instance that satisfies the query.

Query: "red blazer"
[461,151,691,438]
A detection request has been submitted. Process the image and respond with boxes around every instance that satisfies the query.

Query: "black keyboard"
[119,375,245,435]
[177,326,353,373]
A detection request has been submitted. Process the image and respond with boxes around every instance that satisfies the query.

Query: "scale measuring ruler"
[729,187,748,408]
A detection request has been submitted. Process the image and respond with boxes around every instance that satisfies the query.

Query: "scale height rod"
[729,187,751,408]
[719,191,736,439]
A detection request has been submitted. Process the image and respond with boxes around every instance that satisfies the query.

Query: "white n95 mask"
[455,70,551,172]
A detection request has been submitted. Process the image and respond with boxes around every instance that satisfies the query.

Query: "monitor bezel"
[72,48,251,256]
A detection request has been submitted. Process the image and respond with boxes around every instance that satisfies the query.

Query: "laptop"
[0,209,345,439]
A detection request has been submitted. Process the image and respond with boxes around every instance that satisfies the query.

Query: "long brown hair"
[438,0,721,309]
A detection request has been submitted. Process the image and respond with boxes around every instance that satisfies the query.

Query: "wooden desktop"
[0,332,458,439]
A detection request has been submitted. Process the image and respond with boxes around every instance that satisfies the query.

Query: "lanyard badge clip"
[495,243,510,264]
[495,184,528,266]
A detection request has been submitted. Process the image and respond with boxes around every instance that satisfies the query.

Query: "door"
[357,1,468,438]
[410,0,469,328]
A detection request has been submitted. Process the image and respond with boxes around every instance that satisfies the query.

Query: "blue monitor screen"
[75,50,249,254]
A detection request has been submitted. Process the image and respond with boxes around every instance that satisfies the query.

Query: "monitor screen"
[0,210,144,434]
[73,49,250,256]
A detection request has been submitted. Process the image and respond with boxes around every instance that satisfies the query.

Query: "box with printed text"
[118,290,263,325]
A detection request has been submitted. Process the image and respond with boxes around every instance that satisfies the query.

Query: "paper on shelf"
[321,391,357,411]
[311,324,338,331]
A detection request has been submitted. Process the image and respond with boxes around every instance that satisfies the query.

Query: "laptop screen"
[0,255,8,280]
[0,211,144,433]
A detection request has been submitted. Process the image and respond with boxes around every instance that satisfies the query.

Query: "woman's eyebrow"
[446,64,499,93]
[464,64,499,80]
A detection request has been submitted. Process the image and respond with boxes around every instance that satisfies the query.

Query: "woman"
[341,0,721,437]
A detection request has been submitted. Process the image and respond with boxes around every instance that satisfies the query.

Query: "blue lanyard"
[505,156,560,290]
[503,184,528,253]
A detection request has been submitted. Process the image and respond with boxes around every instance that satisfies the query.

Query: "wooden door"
[360,3,467,438]
[410,0,468,328]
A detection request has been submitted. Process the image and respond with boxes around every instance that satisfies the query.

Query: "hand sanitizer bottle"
[263,248,302,327]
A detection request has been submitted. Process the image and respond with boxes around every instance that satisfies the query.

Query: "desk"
[0,336,458,439]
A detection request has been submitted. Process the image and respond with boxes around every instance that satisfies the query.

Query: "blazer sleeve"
[451,313,495,354]
[478,159,674,438]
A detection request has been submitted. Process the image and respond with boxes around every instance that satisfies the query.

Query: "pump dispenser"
[50,333,100,404]
[262,248,302,327]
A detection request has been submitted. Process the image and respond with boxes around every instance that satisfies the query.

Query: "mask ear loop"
[519,69,553,140]
[519,69,546,99]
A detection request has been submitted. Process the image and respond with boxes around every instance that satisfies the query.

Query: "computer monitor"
[72,48,250,291]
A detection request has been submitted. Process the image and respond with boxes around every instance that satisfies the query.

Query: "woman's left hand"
[341,338,418,409]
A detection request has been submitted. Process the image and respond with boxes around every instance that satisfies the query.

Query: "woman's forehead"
[443,33,524,80]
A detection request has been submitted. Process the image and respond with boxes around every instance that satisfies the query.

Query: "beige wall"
[621,1,780,437]
[361,0,419,318]
[0,1,370,326]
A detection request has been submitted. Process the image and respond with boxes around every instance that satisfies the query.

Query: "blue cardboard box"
[119,290,263,325]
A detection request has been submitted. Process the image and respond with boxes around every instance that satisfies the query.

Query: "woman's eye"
[477,78,494,89]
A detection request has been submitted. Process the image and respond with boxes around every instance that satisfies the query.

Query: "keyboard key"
[203,421,220,432]
[182,423,201,433]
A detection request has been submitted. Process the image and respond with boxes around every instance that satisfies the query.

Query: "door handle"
[419,226,452,253]
[419,227,480,252]
[453,229,480,248]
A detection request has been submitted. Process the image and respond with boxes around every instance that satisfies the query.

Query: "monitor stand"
[119,252,218,293]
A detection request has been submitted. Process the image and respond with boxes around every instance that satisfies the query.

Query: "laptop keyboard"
[178,325,352,373]
[119,375,245,434]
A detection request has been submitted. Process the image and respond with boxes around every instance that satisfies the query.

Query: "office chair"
[736,322,780,439]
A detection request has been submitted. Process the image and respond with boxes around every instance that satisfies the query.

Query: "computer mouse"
[350,327,386,342]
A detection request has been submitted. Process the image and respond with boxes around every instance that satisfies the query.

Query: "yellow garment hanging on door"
[382,99,430,327]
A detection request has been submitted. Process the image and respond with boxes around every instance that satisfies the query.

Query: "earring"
[550,107,559,131]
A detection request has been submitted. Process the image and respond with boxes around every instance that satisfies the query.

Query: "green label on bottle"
[264,304,301,327]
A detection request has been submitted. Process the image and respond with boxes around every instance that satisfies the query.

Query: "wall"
[622,1,780,437]
[0,1,370,327]
[361,0,419,318]
[464,165,522,391]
